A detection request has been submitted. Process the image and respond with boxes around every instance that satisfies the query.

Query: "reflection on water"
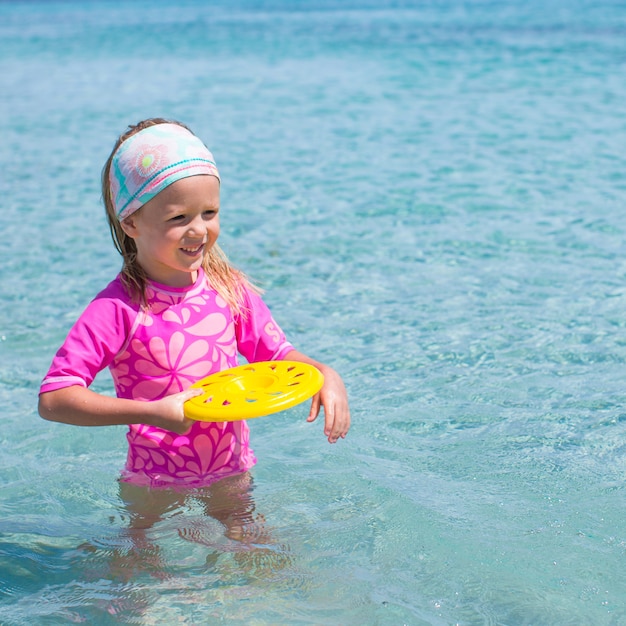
[68,474,298,621]
[0,475,306,624]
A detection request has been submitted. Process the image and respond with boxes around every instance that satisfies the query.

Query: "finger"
[307,393,321,423]
[328,406,350,443]
[339,407,351,438]
[323,406,337,442]
[183,387,205,401]
[180,388,204,422]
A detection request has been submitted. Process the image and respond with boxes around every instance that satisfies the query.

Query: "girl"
[39,118,350,490]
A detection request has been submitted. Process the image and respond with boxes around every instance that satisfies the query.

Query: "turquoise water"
[2,0,626,623]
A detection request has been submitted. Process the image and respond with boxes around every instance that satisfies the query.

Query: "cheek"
[161,226,184,243]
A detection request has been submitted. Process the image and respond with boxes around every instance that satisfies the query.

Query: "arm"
[282,350,351,444]
[233,287,350,442]
[38,284,203,435]
[38,385,202,435]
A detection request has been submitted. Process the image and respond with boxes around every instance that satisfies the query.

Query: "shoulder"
[81,275,139,328]
[239,281,272,318]
[40,277,139,391]
[93,275,135,304]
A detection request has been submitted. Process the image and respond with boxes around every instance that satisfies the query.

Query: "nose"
[186,213,206,236]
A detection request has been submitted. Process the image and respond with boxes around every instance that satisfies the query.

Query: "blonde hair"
[102,118,258,313]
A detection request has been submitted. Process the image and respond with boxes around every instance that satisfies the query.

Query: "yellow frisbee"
[184,361,324,422]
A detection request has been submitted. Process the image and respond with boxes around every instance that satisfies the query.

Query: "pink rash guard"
[40,269,294,488]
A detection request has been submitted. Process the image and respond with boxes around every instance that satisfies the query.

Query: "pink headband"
[109,123,220,220]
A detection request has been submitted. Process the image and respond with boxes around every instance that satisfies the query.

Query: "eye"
[203,210,218,218]
[168,214,186,222]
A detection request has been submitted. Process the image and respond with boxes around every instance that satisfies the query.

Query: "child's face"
[121,175,220,287]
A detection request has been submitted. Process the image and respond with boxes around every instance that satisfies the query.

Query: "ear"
[120,214,140,238]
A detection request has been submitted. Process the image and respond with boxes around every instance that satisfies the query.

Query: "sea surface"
[1,0,626,623]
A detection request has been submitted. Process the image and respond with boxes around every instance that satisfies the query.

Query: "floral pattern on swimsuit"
[40,269,294,488]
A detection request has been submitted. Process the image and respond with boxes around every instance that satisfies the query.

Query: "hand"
[146,387,204,434]
[307,365,351,444]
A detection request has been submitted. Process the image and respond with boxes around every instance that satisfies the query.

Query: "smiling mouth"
[181,243,205,255]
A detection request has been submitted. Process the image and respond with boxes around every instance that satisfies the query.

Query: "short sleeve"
[235,287,294,363]
[39,285,137,394]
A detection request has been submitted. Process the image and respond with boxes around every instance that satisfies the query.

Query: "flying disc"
[184,361,324,422]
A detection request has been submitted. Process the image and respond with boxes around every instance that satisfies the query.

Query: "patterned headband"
[109,123,220,220]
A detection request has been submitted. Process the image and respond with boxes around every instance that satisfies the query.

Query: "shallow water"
[2,0,626,623]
